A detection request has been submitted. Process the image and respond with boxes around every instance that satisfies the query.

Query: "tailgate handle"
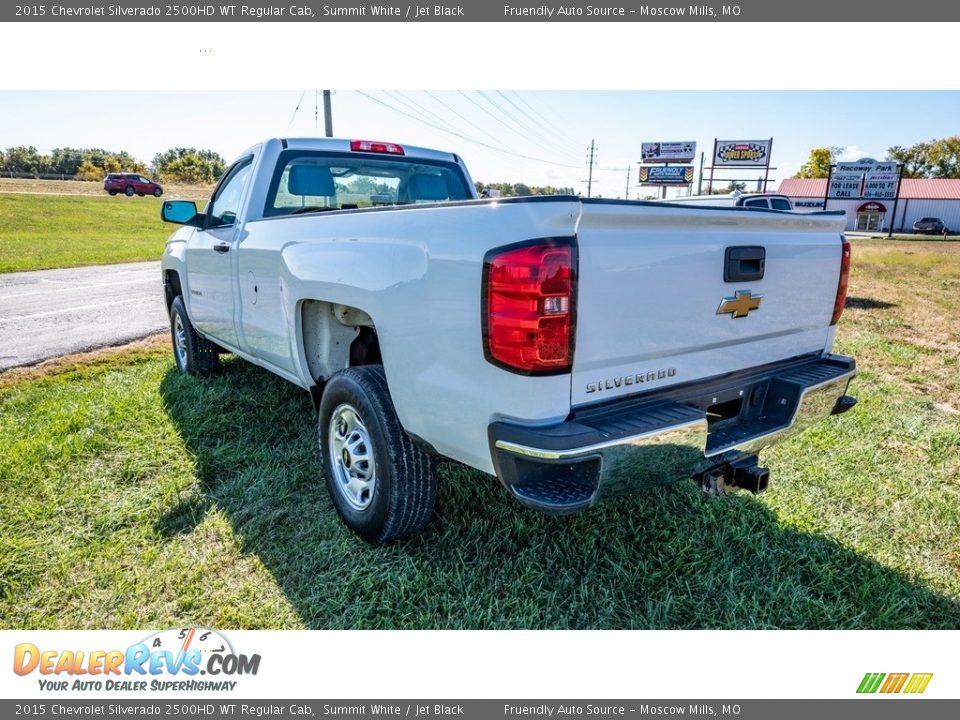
[724,246,765,282]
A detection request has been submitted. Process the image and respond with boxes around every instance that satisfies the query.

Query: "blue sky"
[2,90,958,197]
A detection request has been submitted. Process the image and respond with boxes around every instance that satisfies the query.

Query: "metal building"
[778,178,960,233]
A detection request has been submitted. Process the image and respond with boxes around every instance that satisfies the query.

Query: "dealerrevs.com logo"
[13,628,260,692]
[857,672,933,694]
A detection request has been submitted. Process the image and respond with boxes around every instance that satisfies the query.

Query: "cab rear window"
[264,150,471,217]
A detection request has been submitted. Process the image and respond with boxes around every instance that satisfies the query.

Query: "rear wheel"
[318,365,438,544]
[124,185,135,197]
[108,190,117,196]
[169,295,220,375]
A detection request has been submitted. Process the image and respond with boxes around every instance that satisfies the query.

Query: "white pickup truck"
[160,137,857,544]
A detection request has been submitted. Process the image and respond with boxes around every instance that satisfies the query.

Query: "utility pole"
[585,140,596,198]
[624,166,631,200]
[323,90,334,137]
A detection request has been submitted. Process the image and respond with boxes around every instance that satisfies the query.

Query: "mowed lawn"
[1,241,958,629]
[0,193,178,273]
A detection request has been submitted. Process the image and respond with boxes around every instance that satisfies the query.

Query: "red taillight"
[350,139,404,155]
[483,241,575,374]
[831,239,852,325]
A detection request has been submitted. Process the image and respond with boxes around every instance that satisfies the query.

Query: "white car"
[663,192,794,211]
[160,138,856,543]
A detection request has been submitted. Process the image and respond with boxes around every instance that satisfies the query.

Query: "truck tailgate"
[571,201,847,407]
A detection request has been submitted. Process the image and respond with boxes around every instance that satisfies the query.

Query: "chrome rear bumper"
[489,354,856,513]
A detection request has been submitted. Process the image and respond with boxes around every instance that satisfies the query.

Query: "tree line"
[0,145,226,184]
[475,181,577,197]
[795,136,960,179]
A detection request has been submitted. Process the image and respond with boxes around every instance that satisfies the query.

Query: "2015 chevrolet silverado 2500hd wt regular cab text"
[160,138,857,544]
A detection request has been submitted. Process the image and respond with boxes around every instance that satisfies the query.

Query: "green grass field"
[0,193,178,273]
[1,241,958,629]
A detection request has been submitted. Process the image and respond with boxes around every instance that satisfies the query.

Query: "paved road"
[0,261,168,371]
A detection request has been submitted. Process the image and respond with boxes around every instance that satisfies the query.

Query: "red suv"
[104,173,163,197]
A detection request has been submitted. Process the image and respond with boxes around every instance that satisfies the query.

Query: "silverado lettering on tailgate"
[586,367,677,394]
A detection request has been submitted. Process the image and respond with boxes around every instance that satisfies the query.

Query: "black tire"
[124,185,135,197]
[169,295,220,375]
[137,193,144,197]
[108,190,117,196]
[318,365,438,544]
[153,187,163,198]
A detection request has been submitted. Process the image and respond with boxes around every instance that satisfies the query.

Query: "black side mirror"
[161,200,203,227]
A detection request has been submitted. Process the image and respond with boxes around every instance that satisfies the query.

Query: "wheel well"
[302,300,383,384]
[164,270,182,312]
[350,327,382,367]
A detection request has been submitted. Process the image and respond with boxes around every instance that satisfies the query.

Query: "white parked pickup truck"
[160,138,857,543]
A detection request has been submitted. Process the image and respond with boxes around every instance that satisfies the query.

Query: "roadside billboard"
[640,141,696,163]
[714,140,772,166]
[639,165,695,185]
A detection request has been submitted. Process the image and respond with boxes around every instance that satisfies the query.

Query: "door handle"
[213,243,231,254]
[724,246,765,282]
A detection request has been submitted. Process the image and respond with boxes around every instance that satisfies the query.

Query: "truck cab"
[663,192,794,211]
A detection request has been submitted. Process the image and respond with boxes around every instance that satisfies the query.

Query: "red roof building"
[777,178,960,233]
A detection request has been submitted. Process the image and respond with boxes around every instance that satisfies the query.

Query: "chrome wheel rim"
[328,403,376,511]
[173,312,188,369]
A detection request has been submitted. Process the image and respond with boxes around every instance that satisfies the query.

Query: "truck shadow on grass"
[158,359,960,630]
[845,296,898,311]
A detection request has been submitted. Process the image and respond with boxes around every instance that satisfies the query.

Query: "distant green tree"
[727,181,747,192]
[888,142,934,178]
[152,148,226,184]
[925,136,960,178]
[794,147,840,178]
[475,182,576,197]
[1,145,44,175]
[886,136,960,178]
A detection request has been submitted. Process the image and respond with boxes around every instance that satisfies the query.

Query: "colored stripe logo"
[857,672,933,694]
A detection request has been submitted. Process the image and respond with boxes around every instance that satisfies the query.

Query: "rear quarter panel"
[248,198,581,474]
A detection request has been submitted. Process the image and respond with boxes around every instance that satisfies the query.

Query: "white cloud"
[837,145,883,162]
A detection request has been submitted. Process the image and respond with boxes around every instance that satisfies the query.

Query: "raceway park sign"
[828,161,900,200]
[714,140,772,166]
[641,142,697,163]
[639,166,694,185]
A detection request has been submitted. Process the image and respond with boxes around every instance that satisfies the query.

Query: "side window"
[207,158,253,228]
[770,198,792,211]
[743,198,768,209]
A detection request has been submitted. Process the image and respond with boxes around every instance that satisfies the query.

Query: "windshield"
[264,150,472,217]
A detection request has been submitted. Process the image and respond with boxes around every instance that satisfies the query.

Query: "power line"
[477,90,580,160]
[388,91,579,169]
[512,91,580,145]
[486,90,561,149]
[285,90,306,134]
[496,91,576,152]
[459,91,580,161]
[387,91,465,134]
[511,91,566,131]
[423,91,505,146]
[355,91,583,169]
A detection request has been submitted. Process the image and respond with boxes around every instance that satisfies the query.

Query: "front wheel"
[124,185,135,197]
[108,190,117,196]
[318,366,438,544]
[169,295,220,375]
[153,187,163,197]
